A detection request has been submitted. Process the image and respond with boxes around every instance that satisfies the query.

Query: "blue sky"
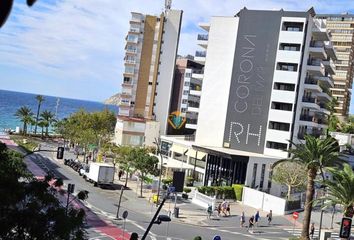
[1,0,354,110]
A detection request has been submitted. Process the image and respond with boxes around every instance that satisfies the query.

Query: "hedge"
[232,184,244,201]
[197,186,236,199]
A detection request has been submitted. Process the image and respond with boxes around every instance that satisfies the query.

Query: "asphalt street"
[28,142,299,240]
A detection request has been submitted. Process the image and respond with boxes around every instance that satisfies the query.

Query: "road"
[28,142,299,240]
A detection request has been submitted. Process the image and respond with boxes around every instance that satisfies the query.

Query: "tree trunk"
[34,104,40,135]
[287,185,292,200]
[140,173,144,198]
[23,122,26,135]
[300,168,317,240]
[46,126,49,136]
[41,127,44,138]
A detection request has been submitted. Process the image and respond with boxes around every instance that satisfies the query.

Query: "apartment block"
[167,57,204,135]
[114,9,183,146]
[317,13,354,119]
[158,8,336,195]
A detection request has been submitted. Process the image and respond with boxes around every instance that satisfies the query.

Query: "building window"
[184,81,190,86]
[185,72,192,78]
[267,164,273,190]
[282,22,303,32]
[183,90,189,95]
[182,99,188,104]
[271,102,293,111]
[251,163,258,188]
[273,82,295,91]
[277,62,298,72]
[266,141,288,150]
[268,121,290,131]
[181,108,187,112]
[279,43,301,51]
[259,164,266,190]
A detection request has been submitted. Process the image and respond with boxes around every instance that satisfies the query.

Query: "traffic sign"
[293,212,299,220]
[213,236,221,240]
[122,210,128,219]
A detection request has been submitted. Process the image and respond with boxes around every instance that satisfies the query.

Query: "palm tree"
[274,136,344,240]
[40,110,55,136]
[14,106,34,135]
[34,95,44,135]
[319,163,354,218]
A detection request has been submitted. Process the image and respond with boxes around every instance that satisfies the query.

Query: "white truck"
[86,162,115,186]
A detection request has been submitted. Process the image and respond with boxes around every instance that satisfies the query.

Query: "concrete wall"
[196,17,239,147]
[154,10,183,135]
[144,121,160,146]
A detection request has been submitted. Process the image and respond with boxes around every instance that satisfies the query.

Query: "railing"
[195,51,206,57]
[188,102,200,108]
[197,34,209,41]
[304,78,318,85]
[186,119,198,124]
[184,135,195,141]
[192,189,216,210]
[126,48,137,53]
[302,97,316,103]
[300,115,313,121]
[308,59,322,66]
[310,41,324,48]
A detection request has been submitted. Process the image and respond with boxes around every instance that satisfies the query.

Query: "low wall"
[192,189,216,211]
[242,187,286,215]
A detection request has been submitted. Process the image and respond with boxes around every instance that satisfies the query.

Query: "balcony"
[312,19,330,41]
[124,59,136,65]
[304,77,321,92]
[309,41,327,59]
[322,59,336,75]
[126,48,137,54]
[298,129,324,139]
[300,114,314,122]
[318,103,330,115]
[126,35,138,44]
[316,75,334,88]
[324,42,337,61]
[189,90,201,96]
[128,27,140,34]
[197,34,208,48]
[302,96,320,110]
[195,50,206,62]
[307,59,325,76]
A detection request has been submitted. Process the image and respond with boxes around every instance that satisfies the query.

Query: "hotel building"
[317,13,354,119]
[159,8,336,195]
[114,8,183,146]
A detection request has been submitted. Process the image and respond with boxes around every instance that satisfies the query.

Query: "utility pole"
[154,138,164,207]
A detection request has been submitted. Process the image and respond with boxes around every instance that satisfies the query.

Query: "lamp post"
[154,138,164,207]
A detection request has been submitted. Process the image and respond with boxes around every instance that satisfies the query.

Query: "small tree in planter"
[186,176,194,186]
[182,187,191,199]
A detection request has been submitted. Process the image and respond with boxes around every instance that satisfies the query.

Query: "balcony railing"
[302,97,317,103]
[310,41,324,48]
[197,34,208,41]
[188,102,200,108]
[308,59,322,66]
[305,78,318,85]
[300,115,314,122]
[186,118,198,124]
[298,130,323,139]
[195,51,206,57]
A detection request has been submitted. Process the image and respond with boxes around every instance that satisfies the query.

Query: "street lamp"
[154,137,164,207]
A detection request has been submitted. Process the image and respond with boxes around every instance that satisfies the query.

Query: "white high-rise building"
[158,8,337,194]
[114,9,183,146]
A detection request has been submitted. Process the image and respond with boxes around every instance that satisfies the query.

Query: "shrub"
[183,187,192,193]
[162,178,173,185]
[197,186,207,194]
[223,186,236,199]
[232,184,244,201]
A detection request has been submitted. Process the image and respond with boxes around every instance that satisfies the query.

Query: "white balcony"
[126,48,137,54]
[189,90,202,96]
[317,92,331,102]
[318,106,330,115]
[312,19,330,41]
[302,97,320,110]
[324,42,337,61]
[187,106,199,113]
[198,22,210,32]
[307,61,325,76]
[323,59,336,75]
[316,76,334,88]
[192,73,204,79]
[304,82,322,92]
[124,59,136,65]
[129,27,140,34]
[197,34,208,48]
[185,123,197,130]
[309,46,327,60]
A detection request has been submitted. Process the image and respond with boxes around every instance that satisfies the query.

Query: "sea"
[0,89,118,132]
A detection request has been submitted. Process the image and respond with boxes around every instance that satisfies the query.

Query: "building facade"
[114,9,183,146]
[167,57,204,135]
[160,8,336,195]
[317,13,354,120]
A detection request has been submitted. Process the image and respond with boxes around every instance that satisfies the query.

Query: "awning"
[186,149,207,160]
[162,158,193,170]
[169,144,187,155]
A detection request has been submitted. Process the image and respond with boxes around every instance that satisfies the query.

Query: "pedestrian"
[310,222,315,239]
[226,203,231,216]
[118,170,123,180]
[254,210,260,228]
[207,204,212,219]
[266,210,272,225]
[217,203,222,217]
[221,199,228,216]
[130,232,139,240]
[240,211,246,227]
[248,215,255,232]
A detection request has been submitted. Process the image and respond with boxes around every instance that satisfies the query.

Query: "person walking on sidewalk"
[221,199,228,216]
[207,204,212,219]
[310,222,315,239]
[254,210,260,228]
[118,170,123,181]
[240,211,246,227]
[217,203,222,217]
[266,210,272,225]
[226,203,231,216]
[247,215,255,233]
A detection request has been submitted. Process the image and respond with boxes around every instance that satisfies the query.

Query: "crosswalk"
[284,228,340,239]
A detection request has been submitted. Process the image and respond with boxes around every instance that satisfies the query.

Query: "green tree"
[40,110,56,136]
[319,163,354,218]
[132,148,159,197]
[275,136,344,240]
[0,143,87,239]
[38,120,46,138]
[272,162,307,199]
[14,106,34,135]
[34,95,45,135]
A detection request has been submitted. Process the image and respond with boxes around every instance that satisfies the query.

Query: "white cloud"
[1,0,354,101]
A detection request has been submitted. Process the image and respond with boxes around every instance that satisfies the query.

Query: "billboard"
[223,10,283,153]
